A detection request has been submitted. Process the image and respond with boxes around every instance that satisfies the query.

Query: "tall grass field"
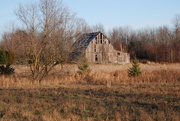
[0,63,179,120]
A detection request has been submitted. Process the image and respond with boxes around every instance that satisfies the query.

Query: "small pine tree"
[128,58,142,77]
[0,49,15,75]
[0,49,15,65]
[0,50,7,65]
[77,56,91,75]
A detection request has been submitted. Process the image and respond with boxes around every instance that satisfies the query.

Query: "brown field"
[0,63,180,120]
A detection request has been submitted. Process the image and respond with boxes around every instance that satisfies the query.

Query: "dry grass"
[12,62,180,74]
[0,84,179,121]
[0,63,180,120]
[1,63,179,88]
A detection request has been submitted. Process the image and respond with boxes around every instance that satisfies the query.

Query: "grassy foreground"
[0,84,179,121]
[0,64,180,121]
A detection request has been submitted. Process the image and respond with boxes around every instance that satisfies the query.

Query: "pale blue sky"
[65,0,180,29]
[0,0,180,37]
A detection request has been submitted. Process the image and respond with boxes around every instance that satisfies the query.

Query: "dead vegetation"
[0,83,179,120]
[0,63,180,120]
[3,63,178,86]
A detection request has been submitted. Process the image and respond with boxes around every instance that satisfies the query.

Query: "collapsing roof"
[72,32,100,52]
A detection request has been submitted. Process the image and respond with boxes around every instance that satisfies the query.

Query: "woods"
[0,0,180,81]
[109,15,180,63]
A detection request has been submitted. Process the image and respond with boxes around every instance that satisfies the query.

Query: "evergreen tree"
[128,58,142,77]
[0,50,8,65]
[0,49,15,65]
[0,49,15,75]
[77,56,91,75]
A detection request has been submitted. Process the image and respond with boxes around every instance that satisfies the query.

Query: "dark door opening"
[95,55,98,61]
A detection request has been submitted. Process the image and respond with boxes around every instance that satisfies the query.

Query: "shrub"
[128,58,142,77]
[0,64,14,75]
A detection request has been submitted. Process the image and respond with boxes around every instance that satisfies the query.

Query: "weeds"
[0,64,179,120]
[0,84,179,120]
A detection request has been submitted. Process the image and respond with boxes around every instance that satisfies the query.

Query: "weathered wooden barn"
[70,32,130,64]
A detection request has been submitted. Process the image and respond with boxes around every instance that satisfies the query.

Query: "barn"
[70,32,130,64]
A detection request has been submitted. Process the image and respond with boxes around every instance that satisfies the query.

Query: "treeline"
[0,0,180,64]
[109,16,180,63]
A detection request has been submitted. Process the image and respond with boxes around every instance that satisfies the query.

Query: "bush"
[0,64,14,75]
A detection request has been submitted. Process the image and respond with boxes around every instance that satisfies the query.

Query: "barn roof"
[72,32,100,52]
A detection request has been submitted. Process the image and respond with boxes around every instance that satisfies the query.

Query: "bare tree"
[14,0,79,82]
[1,30,30,64]
[91,23,105,33]
[172,14,180,62]
[172,14,180,40]
[74,18,91,40]
[108,26,132,52]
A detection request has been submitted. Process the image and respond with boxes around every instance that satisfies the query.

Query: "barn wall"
[85,33,130,64]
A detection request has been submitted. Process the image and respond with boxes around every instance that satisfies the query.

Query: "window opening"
[95,37,97,44]
[100,33,103,44]
[100,33,102,40]
[94,45,96,52]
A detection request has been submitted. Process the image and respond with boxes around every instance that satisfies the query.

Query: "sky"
[0,0,180,38]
